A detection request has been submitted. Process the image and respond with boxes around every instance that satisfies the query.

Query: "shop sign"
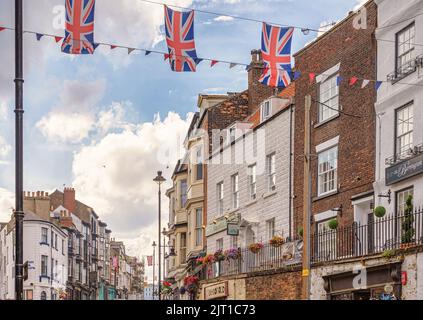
[204,282,228,300]
[227,223,239,236]
[386,153,423,186]
[206,219,228,237]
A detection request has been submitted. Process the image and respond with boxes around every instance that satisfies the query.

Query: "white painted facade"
[206,97,294,253]
[1,212,68,300]
[374,0,423,213]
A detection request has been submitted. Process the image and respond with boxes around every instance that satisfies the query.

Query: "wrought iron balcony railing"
[387,54,423,83]
[385,143,423,166]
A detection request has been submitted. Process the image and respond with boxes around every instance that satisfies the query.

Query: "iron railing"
[311,209,423,263]
[387,53,423,83]
[200,240,302,280]
[385,143,423,166]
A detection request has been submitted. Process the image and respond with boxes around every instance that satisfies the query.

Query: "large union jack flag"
[259,23,294,88]
[164,5,198,72]
[62,0,96,55]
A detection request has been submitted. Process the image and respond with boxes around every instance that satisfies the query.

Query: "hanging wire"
[311,98,362,119]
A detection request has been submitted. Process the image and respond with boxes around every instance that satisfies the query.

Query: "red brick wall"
[293,1,377,231]
[245,270,302,300]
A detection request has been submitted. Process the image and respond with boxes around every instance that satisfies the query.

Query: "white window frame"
[195,208,203,247]
[266,218,275,240]
[395,102,413,159]
[261,100,272,121]
[317,146,338,196]
[318,74,339,123]
[248,164,257,200]
[231,174,239,209]
[267,153,276,192]
[396,23,415,73]
[180,179,187,208]
[217,182,224,215]
[396,187,414,216]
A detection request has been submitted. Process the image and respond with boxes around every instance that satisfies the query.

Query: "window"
[55,234,58,250]
[261,100,271,121]
[41,228,48,244]
[180,233,187,264]
[217,182,224,215]
[230,236,238,249]
[318,146,338,196]
[195,208,203,247]
[62,239,65,255]
[51,230,54,247]
[319,74,339,122]
[231,174,239,209]
[266,218,275,240]
[40,291,47,300]
[248,164,257,200]
[316,219,337,261]
[196,148,203,181]
[216,238,223,251]
[396,23,415,74]
[180,180,187,208]
[51,258,54,280]
[41,255,48,277]
[395,103,413,159]
[267,154,276,192]
[396,187,414,216]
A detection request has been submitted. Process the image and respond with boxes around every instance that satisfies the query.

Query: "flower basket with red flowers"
[184,275,199,294]
[214,249,226,262]
[248,242,264,254]
[203,254,216,265]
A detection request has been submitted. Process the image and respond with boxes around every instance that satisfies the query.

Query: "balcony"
[201,241,302,280]
[310,209,423,264]
[385,143,423,167]
[387,54,423,83]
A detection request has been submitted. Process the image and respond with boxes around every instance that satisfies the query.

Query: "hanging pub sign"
[386,153,423,186]
[227,223,239,236]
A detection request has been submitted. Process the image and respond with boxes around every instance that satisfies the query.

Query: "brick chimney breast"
[64,187,76,214]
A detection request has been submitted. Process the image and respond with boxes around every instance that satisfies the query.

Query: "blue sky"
[0,0,363,264]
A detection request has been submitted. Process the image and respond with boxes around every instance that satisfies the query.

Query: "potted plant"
[195,257,205,267]
[374,206,386,218]
[248,242,264,254]
[269,235,285,248]
[203,254,216,265]
[183,275,199,295]
[214,249,226,262]
[224,247,241,261]
[401,195,415,249]
[328,219,338,230]
[298,227,304,239]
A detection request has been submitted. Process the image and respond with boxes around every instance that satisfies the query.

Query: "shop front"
[323,262,402,300]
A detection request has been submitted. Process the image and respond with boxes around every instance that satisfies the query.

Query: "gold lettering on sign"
[204,281,228,300]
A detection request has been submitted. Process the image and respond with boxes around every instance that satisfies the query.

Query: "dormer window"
[261,100,272,121]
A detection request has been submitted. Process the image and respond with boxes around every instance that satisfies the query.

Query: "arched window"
[40,291,47,300]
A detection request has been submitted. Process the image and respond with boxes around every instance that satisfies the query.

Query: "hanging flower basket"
[214,249,226,262]
[184,275,199,295]
[328,219,338,230]
[269,236,285,248]
[224,247,241,261]
[195,257,205,267]
[203,254,216,265]
[374,206,386,218]
[248,242,264,254]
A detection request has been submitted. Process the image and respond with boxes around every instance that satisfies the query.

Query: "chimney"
[247,49,274,113]
[64,187,76,214]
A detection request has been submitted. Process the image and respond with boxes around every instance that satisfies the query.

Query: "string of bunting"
[0,0,422,90]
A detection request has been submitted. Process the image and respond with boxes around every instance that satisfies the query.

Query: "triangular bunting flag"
[110,45,117,50]
[375,81,383,91]
[93,43,100,51]
[0,27,5,32]
[36,33,44,41]
[245,65,251,71]
[349,77,358,86]
[54,36,63,43]
[211,60,218,67]
[164,53,171,61]
[336,76,344,86]
[361,79,370,89]
[293,71,301,80]
[309,73,316,83]
[128,48,135,55]
[145,50,152,56]
[229,63,237,69]
[195,58,203,65]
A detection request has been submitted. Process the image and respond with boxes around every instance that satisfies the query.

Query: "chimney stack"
[64,187,76,214]
[247,49,274,113]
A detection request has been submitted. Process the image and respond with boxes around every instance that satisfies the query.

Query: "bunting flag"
[164,5,198,72]
[128,48,135,55]
[293,70,301,80]
[195,58,203,65]
[211,60,218,67]
[0,27,5,32]
[55,36,63,43]
[36,33,44,41]
[62,0,96,55]
[349,76,358,86]
[229,62,237,69]
[258,22,294,88]
[375,81,383,91]
[336,76,344,86]
[110,45,117,50]
[145,50,152,56]
[309,73,316,83]
[361,79,370,88]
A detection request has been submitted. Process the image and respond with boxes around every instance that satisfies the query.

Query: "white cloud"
[213,15,235,22]
[71,111,193,257]
[0,136,12,158]
[0,187,14,222]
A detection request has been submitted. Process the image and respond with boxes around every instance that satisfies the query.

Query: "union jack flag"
[164,5,198,72]
[259,23,294,88]
[62,0,96,55]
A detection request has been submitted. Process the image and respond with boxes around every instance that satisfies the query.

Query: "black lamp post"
[152,241,156,300]
[153,171,166,301]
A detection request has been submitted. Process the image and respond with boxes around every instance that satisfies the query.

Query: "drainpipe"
[288,104,294,240]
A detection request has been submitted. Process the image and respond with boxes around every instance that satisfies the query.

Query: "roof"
[278,82,295,99]
[50,189,96,224]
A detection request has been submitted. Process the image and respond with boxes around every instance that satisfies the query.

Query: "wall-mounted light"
[378,189,391,204]
[331,205,343,216]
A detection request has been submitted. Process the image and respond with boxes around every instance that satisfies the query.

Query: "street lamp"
[153,171,166,301]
